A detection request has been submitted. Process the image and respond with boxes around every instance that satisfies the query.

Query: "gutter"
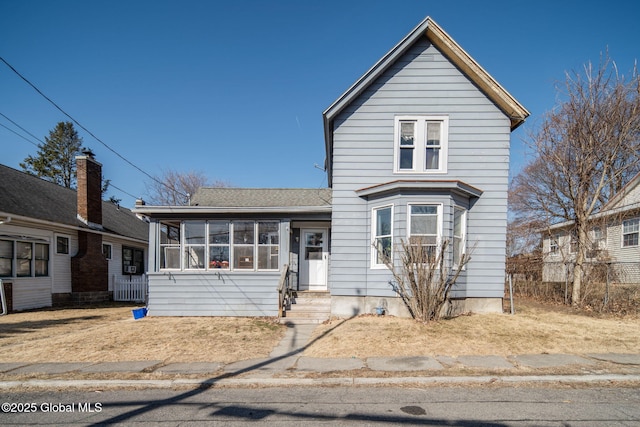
[0,211,148,245]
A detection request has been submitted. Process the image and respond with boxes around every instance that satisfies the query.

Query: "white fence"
[113,275,148,303]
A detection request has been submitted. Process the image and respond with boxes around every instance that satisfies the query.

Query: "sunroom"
[136,188,332,316]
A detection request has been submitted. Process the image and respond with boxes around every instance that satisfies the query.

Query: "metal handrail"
[277,264,291,317]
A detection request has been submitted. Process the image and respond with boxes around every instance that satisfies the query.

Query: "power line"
[0,55,189,199]
[108,182,139,200]
[0,112,45,145]
[0,122,40,147]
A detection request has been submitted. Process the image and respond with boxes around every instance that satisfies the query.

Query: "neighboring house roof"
[601,171,640,211]
[544,174,640,233]
[322,16,530,187]
[0,164,148,242]
[136,188,332,215]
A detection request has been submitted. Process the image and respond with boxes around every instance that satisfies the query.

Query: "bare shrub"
[383,238,470,323]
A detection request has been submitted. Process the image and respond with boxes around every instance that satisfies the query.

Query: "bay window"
[408,204,440,261]
[372,206,393,267]
[453,207,466,268]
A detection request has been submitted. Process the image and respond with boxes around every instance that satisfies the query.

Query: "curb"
[1,374,639,390]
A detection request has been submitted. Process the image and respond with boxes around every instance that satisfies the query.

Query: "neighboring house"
[0,154,148,311]
[542,173,640,283]
[135,16,529,318]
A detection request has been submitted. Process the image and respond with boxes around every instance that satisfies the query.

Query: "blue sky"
[1,0,639,208]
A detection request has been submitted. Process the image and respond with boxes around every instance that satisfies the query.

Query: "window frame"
[158,220,280,272]
[407,203,443,262]
[453,207,467,269]
[0,240,13,277]
[56,235,70,255]
[371,204,394,269]
[622,218,639,248]
[394,115,449,174]
[102,243,113,260]
[122,246,144,275]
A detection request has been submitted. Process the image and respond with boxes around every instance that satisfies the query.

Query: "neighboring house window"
[453,207,466,268]
[408,204,441,261]
[209,221,230,269]
[34,243,49,277]
[160,221,180,269]
[56,236,69,254]
[184,221,206,269]
[102,243,112,260]
[548,235,559,254]
[123,246,144,275]
[622,218,639,247]
[0,240,13,277]
[2,240,49,278]
[16,241,32,277]
[394,116,448,173]
[592,227,606,250]
[372,205,393,267]
[258,221,279,270]
[570,233,578,253]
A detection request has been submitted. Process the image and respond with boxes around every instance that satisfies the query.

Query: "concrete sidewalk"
[1,323,639,389]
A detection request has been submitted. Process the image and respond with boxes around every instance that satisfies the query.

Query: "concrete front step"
[281,291,331,324]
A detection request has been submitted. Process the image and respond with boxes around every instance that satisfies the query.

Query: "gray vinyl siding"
[146,272,280,316]
[330,37,510,299]
[145,218,290,316]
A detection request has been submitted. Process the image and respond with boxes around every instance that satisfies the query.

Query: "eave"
[133,205,332,216]
[355,180,483,199]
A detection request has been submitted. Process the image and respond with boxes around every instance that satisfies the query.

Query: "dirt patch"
[303,299,640,358]
[0,299,638,365]
[0,305,285,363]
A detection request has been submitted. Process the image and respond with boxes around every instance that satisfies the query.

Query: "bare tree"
[382,238,470,323]
[145,169,228,205]
[510,55,640,306]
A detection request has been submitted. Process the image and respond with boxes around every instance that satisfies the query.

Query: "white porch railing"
[114,274,148,303]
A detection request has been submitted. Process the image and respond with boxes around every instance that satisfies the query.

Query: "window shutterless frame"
[371,204,393,268]
[394,116,449,174]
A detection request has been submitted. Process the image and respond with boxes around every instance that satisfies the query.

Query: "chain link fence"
[506,257,640,314]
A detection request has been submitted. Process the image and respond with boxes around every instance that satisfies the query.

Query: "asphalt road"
[1,385,639,426]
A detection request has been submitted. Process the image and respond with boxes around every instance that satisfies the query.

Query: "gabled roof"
[136,188,332,215]
[601,171,640,211]
[322,16,529,186]
[0,164,148,242]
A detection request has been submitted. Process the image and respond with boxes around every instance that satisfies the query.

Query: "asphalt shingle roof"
[191,187,332,208]
[0,164,148,241]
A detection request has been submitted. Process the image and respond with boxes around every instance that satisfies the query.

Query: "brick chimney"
[70,150,109,304]
[76,149,103,229]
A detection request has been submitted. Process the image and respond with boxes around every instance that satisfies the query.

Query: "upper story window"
[622,218,639,247]
[395,116,448,174]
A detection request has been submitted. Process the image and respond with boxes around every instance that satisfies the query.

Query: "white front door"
[299,229,328,291]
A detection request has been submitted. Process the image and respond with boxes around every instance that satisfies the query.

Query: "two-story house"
[134,16,528,319]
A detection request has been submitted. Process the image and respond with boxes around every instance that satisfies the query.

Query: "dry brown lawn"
[0,299,638,364]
